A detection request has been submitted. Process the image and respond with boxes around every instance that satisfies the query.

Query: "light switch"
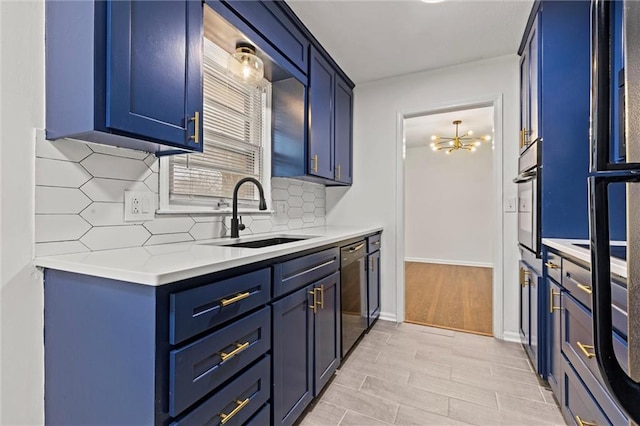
[504,197,517,213]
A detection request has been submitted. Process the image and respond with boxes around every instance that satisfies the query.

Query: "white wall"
[404,143,493,266]
[326,54,520,339]
[1,1,45,424]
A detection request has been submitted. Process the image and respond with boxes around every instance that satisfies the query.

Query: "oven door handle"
[513,170,537,183]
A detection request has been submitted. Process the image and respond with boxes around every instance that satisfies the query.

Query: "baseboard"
[404,257,493,268]
[378,312,397,323]
[501,331,522,343]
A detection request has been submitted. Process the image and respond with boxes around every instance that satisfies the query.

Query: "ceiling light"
[421,0,446,3]
[230,42,264,84]
[429,120,491,154]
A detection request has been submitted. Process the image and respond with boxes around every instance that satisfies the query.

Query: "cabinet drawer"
[545,251,562,284]
[222,1,309,73]
[367,233,381,253]
[563,260,592,309]
[171,355,270,426]
[170,307,271,417]
[245,403,270,426]
[170,268,271,345]
[273,248,339,297]
[562,357,610,426]
[562,260,628,337]
[562,294,628,425]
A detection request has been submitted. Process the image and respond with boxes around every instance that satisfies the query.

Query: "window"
[159,39,271,213]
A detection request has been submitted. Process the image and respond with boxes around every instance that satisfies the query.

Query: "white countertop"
[542,238,627,279]
[34,225,383,286]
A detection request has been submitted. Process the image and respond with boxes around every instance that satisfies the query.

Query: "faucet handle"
[238,216,246,231]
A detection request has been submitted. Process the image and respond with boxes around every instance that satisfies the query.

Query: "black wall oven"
[514,139,541,255]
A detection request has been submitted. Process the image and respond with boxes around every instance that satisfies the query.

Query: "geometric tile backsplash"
[34,130,326,257]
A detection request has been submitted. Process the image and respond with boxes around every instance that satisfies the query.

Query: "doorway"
[402,105,495,336]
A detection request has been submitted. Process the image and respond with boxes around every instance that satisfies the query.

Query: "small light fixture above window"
[229,42,264,84]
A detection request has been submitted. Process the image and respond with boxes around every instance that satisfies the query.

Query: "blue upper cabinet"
[307,47,354,185]
[46,0,203,155]
[334,76,353,184]
[308,48,335,180]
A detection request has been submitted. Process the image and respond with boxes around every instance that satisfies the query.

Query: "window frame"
[158,50,272,215]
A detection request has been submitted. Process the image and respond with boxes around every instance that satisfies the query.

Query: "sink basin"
[199,236,313,249]
[222,237,308,248]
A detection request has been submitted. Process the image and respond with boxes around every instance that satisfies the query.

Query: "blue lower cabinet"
[169,307,271,417]
[561,356,610,426]
[313,272,341,394]
[546,279,562,400]
[171,356,271,426]
[272,271,342,426]
[367,250,380,327]
[272,284,315,426]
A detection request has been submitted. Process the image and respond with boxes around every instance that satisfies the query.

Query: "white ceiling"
[287,0,533,84]
[404,106,494,149]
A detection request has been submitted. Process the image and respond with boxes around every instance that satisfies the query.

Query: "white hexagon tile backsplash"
[34,131,326,257]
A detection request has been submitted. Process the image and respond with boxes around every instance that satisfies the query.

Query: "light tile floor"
[299,320,566,426]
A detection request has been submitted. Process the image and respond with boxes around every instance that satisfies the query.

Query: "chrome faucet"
[231,177,267,238]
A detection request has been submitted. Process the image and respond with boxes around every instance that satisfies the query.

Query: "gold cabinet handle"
[219,398,250,424]
[319,285,324,309]
[219,341,249,362]
[577,341,595,359]
[575,415,598,426]
[544,262,559,269]
[576,283,592,295]
[312,154,318,173]
[190,111,200,144]
[220,291,250,307]
[549,289,561,313]
[520,268,530,287]
[336,164,341,180]
[370,257,375,272]
[308,289,317,314]
[373,241,380,246]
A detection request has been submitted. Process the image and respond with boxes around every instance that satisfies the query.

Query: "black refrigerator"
[590,0,640,422]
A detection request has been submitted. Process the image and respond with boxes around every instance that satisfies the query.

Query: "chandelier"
[429,120,491,154]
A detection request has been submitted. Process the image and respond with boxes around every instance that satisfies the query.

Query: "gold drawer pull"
[545,262,559,269]
[336,164,341,180]
[575,415,598,426]
[309,289,318,314]
[220,291,250,307]
[312,154,318,173]
[190,111,200,144]
[373,241,380,246]
[319,285,324,309]
[576,283,592,295]
[219,398,250,424]
[577,341,595,359]
[549,289,560,314]
[219,341,249,362]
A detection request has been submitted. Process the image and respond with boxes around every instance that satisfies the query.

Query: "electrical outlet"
[124,190,155,221]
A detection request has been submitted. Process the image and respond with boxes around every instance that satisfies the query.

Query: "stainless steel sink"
[199,235,314,249]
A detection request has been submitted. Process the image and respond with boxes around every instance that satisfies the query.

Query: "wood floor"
[405,262,493,336]
[300,321,564,426]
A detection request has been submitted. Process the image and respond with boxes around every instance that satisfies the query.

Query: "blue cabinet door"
[272,284,314,426]
[313,272,341,395]
[519,265,530,347]
[547,279,562,398]
[308,48,334,179]
[367,251,380,327]
[334,76,353,184]
[107,0,203,151]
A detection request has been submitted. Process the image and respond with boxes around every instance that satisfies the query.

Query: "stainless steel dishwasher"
[340,240,367,358]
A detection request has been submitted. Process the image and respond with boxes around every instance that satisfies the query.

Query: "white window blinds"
[168,39,269,205]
